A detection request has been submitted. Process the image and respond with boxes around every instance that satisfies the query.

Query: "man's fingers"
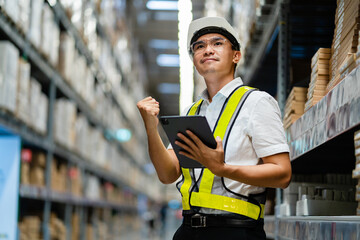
[185,130,204,146]
[177,133,197,150]
[175,140,195,156]
[215,136,224,151]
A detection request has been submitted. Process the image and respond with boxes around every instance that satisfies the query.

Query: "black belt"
[183,214,262,228]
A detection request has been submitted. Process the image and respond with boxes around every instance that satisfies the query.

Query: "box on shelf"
[51,158,67,193]
[283,87,307,129]
[19,215,42,240]
[328,1,360,92]
[58,32,76,83]
[305,48,331,111]
[17,0,30,34]
[49,213,66,240]
[0,41,19,113]
[72,213,79,240]
[69,166,82,197]
[29,78,48,135]
[28,0,43,49]
[15,59,30,124]
[54,99,77,150]
[1,0,19,24]
[29,151,46,187]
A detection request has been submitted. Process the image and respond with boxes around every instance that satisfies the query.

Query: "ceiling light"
[149,39,178,49]
[156,54,179,67]
[178,0,194,112]
[146,0,178,10]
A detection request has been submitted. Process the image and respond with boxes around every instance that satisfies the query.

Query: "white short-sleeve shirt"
[169,77,289,196]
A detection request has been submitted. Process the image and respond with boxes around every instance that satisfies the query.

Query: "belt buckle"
[191,214,206,228]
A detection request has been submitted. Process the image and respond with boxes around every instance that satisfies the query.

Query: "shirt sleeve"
[247,93,290,158]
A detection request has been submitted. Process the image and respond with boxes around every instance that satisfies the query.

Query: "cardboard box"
[28,0,43,49]
[3,0,19,23]
[17,0,30,33]
[0,41,19,113]
[15,59,30,124]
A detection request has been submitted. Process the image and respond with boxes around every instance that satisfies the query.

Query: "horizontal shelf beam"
[287,65,360,161]
[19,185,137,213]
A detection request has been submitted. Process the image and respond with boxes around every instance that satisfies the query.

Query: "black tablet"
[159,115,217,168]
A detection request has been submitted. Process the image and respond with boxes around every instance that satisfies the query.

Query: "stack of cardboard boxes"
[69,166,83,197]
[305,48,331,111]
[54,99,77,150]
[49,213,66,240]
[0,41,48,135]
[72,213,80,240]
[0,41,19,114]
[18,216,42,240]
[21,149,46,187]
[16,59,31,125]
[352,130,360,215]
[327,0,360,92]
[283,87,307,129]
[51,159,67,193]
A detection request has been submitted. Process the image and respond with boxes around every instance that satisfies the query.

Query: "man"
[137,16,291,239]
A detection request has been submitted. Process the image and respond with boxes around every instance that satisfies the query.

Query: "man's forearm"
[146,128,180,184]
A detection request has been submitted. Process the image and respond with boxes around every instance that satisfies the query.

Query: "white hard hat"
[187,16,241,58]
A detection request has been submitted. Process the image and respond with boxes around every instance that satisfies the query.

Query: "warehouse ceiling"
[130,0,205,116]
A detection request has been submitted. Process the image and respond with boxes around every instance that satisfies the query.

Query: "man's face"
[192,33,240,77]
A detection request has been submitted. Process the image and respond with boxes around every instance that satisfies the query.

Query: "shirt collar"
[197,77,244,101]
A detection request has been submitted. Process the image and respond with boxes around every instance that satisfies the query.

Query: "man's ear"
[233,51,241,63]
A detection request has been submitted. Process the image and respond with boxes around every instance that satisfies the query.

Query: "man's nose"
[204,44,214,54]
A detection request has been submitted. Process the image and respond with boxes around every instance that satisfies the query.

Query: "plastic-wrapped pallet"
[0,41,19,113]
[327,0,360,92]
[28,0,43,49]
[305,48,331,111]
[16,59,30,124]
[283,87,307,129]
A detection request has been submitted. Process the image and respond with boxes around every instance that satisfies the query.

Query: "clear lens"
[190,37,227,54]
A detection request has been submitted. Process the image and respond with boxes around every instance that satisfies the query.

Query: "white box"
[17,0,30,33]
[29,78,41,130]
[16,59,30,124]
[58,33,75,82]
[40,3,53,57]
[4,0,19,23]
[0,41,19,113]
[49,22,60,67]
[37,93,48,135]
[28,0,43,49]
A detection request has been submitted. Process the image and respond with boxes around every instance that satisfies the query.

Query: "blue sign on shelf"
[0,136,21,240]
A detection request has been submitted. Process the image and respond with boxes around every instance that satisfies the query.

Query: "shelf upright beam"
[276,0,290,239]
[277,0,290,115]
[43,80,56,240]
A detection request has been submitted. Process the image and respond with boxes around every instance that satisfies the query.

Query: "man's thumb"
[215,136,223,150]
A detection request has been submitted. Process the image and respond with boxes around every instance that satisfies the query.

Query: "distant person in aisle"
[137,16,292,240]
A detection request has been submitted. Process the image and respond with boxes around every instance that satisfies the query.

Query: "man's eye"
[214,41,223,46]
[195,44,205,50]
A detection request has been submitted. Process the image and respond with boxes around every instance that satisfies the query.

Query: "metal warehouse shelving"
[0,2,155,240]
[235,0,360,239]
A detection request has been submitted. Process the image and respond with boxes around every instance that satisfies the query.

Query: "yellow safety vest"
[179,85,265,220]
